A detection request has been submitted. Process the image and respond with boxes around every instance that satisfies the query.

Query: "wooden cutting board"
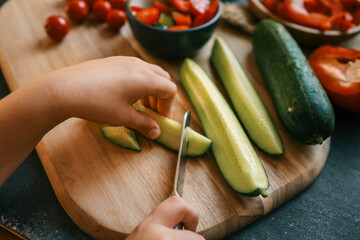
[0,0,332,239]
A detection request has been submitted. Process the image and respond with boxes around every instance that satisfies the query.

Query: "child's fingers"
[168,229,205,240]
[145,196,199,232]
[148,96,157,110]
[139,97,150,108]
[156,95,175,117]
[148,63,171,80]
[139,76,177,116]
[122,106,160,140]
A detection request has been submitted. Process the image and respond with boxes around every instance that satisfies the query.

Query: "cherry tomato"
[135,7,160,25]
[106,9,127,30]
[109,0,127,10]
[85,0,99,9]
[65,0,89,22]
[93,0,112,21]
[44,15,70,41]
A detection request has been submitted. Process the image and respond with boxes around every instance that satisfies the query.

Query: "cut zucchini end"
[260,189,269,198]
[101,126,141,152]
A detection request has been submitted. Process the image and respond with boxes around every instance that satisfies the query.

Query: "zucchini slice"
[101,126,141,151]
[211,36,283,155]
[134,102,211,157]
[180,58,269,197]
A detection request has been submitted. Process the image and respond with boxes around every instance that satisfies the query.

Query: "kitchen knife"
[171,110,191,229]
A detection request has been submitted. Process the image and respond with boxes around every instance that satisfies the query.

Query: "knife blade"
[171,111,191,230]
[171,110,191,197]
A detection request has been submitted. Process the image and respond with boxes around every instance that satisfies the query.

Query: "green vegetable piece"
[180,58,269,197]
[101,126,141,151]
[134,102,211,157]
[252,19,335,145]
[157,13,174,27]
[211,36,283,155]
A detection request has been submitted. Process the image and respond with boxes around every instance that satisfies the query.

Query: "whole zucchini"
[252,19,335,145]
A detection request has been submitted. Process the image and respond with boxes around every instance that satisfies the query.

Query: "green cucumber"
[101,126,141,151]
[134,102,212,157]
[252,19,334,145]
[180,58,269,197]
[157,13,174,27]
[211,36,283,155]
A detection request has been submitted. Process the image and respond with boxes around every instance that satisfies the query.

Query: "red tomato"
[93,0,112,21]
[135,7,160,25]
[190,0,210,15]
[44,15,70,41]
[84,0,100,9]
[106,9,126,30]
[109,0,127,10]
[65,0,89,22]
[152,0,171,14]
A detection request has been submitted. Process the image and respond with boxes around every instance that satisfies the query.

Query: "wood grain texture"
[0,0,330,239]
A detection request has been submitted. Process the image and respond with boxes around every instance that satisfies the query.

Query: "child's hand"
[43,56,177,139]
[127,196,205,240]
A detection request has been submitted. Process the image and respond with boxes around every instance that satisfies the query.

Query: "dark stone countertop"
[1,0,359,239]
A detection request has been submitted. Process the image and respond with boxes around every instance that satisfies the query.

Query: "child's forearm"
[0,76,66,186]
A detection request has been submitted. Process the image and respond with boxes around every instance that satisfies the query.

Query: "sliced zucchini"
[180,58,269,197]
[211,36,283,155]
[101,126,141,151]
[134,102,211,157]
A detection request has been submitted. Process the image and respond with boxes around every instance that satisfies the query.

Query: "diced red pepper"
[276,1,288,19]
[190,0,210,15]
[169,0,191,13]
[130,6,144,12]
[205,0,219,22]
[284,0,330,30]
[135,7,160,25]
[264,0,278,13]
[354,9,360,24]
[172,11,192,25]
[321,11,346,30]
[153,0,171,14]
[340,19,356,30]
[192,12,208,27]
[318,0,343,15]
[167,25,190,30]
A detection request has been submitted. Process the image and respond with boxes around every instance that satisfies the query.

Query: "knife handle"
[173,222,184,230]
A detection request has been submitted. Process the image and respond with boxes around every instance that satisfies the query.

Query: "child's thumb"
[125,107,161,140]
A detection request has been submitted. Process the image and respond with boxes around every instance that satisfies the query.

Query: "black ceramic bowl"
[126,0,222,59]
